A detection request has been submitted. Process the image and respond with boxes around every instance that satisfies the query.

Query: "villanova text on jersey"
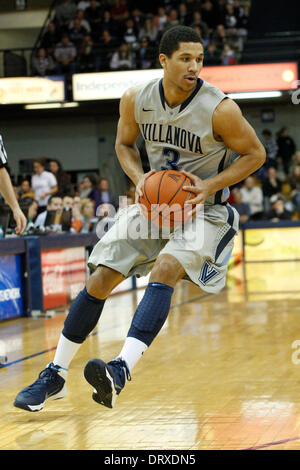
[141,123,203,155]
[135,78,232,204]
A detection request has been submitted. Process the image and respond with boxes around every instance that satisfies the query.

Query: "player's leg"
[84,254,186,408]
[13,266,124,412]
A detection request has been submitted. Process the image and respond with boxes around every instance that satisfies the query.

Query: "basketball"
[138,170,196,227]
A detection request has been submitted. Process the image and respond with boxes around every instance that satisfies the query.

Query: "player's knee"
[86,266,120,299]
[150,254,185,287]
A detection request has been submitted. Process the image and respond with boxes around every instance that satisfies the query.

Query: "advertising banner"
[41,247,86,310]
[244,227,300,262]
[73,62,298,101]
[0,76,65,104]
[0,255,23,320]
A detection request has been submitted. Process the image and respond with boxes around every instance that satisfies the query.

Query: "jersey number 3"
[161,147,180,171]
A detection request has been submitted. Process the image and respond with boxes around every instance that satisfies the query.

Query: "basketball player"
[0,135,27,235]
[14,26,265,412]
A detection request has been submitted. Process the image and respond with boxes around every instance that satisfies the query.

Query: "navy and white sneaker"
[84,358,131,409]
[13,362,67,412]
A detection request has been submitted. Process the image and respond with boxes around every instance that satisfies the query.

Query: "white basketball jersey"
[134,78,232,204]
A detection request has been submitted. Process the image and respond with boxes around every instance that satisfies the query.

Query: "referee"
[0,135,27,234]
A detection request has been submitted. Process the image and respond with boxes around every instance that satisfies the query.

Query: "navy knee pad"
[127,282,174,346]
[62,287,105,344]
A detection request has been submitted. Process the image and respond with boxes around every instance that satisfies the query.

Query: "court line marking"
[0,292,212,369]
[242,436,300,450]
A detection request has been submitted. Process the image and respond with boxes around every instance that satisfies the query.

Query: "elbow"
[255,144,266,169]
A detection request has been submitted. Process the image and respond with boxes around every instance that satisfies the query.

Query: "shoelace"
[24,364,60,396]
[109,359,131,382]
[38,363,59,381]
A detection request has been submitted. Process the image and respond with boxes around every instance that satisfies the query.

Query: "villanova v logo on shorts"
[199,261,219,285]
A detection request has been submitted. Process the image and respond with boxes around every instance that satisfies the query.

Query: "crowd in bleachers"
[0,124,297,238]
[230,127,300,225]
[0,156,134,236]
[31,0,251,77]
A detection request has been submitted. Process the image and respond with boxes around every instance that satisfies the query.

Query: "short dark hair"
[159,25,203,57]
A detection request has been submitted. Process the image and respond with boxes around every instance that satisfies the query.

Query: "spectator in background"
[240,176,264,220]
[100,9,119,38]
[220,43,236,65]
[204,42,221,65]
[27,199,38,224]
[95,29,118,71]
[110,42,134,71]
[277,127,296,177]
[110,0,129,24]
[131,8,145,32]
[201,0,219,30]
[85,0,103,39]
[231,188,250,225]
[49,159,72,197]
[266,194,293,222]
[69,17,89,45]
[41,22,61,57]
[77,34,95,72]
[54,35,77,75]
[224,2,238,29]
[77,0,90,11]
[290,165,300,213]
[139,16,158,44]
[79,174,98,199]
[69,9,91,34]
[136,36,154,69]
[190,10,209,39]
[122,17,139,48]
[165,9,180,30]
[292,150,300,168]
[63,195,74,211]
[154,6,168,33]
[18,179,35,204]
[55,0,77,31]
[92,177,117,214]
[34,194,63,228]
[72,198,98,233]
[212,24,227,53]
[32,47,57,76]
[262,129,279,169]
[178,2,192,26]
[31,157,58,213]
[262,166,282,199]
[192,25,209,48]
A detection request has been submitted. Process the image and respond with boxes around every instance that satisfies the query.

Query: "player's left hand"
[182,170,210,216]
[12,207,27,235]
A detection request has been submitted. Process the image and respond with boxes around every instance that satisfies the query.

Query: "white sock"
[117,337,148,371]
[53,334,81,371]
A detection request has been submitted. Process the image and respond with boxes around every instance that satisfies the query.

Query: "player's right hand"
[135,169,156,203]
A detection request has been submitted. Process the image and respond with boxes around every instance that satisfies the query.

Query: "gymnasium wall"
[241,101,300,144]
[0,112,128,197]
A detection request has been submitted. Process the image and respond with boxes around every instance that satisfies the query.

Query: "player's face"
[160,42,204,93]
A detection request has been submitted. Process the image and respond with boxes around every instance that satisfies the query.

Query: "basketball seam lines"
[166,175,187,207]
[157,170,167,205]
[143,177,152,207]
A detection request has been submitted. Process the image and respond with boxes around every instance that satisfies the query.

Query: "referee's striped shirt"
[0,135,8,168]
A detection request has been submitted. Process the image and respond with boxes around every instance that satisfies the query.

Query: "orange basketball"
[138,170,196,227]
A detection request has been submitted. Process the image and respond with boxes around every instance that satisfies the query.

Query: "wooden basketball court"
[1,259,300,450]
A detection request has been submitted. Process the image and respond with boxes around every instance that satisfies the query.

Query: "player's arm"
[0,167,27,234]
[183,98,266,207]
[115,87,155,200]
